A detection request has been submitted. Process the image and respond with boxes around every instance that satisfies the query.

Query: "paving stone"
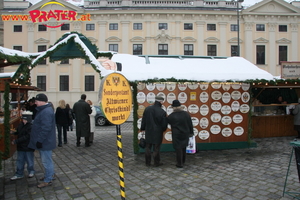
[2,123,300,199]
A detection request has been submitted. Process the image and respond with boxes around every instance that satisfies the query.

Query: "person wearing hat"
[28,93,56,188]
[167,100,193,168]
[10,111,35,181]
[140,95,168,167]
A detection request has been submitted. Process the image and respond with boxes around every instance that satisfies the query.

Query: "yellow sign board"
[99,73,132,125]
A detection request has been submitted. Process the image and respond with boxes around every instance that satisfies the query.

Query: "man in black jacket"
[140,96,167,167]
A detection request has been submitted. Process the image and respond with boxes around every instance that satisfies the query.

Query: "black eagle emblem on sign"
[112,76,120,86]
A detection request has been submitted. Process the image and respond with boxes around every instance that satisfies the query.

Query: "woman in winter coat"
[10,111,35,180]
[167,100,193,168]
[87,100,96,144]
[55,100,69,147]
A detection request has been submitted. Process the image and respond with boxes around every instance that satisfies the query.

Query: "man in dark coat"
[73,94,92,147]
[28,93,56,188]
[140,96,167,167]
[167,100,193,168]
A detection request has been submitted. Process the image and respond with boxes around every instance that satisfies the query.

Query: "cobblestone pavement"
[1,122,300,200]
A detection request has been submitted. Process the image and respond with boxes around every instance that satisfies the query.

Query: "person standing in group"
[140,96,168,167]
[293,98,300,138]
[87,100,96,144]
[10,111,35,181]
[73,94,92,147]
[28,93,56,188]
[66,103,75,131]
[167,100,193,168]
[55,100,69,147]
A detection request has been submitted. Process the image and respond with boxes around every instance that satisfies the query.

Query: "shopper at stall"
[66,103,74,131]
[167,100,193,168]
[73,94,92,147]
[87,100,96,144]
[10,111,35,180]
[55,100,69,147]
[140,96,167,167]
[293,98,300,139]
[28,93,56,188]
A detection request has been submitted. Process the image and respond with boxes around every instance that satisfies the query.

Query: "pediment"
[181,37,196,42]
[130,36,145,42]
[276,38,291,43]
[87,37,98,43]
[243,0,300,14]
[25,0,84,13]
[35,38,50,44]
[154,29,173,43]
[106,36,122,42]
[204,37,219,43]
[254,37,269,43]
[228,37,243,43]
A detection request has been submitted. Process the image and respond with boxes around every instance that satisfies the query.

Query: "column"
[268,23,276,75]
[291,23,298,61]
[196,21,205,55]
[121,21,130,53]
[218,22,227,56]
[244,22,253,62]
[97,21,107,51]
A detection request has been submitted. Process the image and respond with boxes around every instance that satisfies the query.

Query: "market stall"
[110,54,274,152]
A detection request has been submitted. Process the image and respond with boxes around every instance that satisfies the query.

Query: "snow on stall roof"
[0,72,15,78]
[110,54,274,82]
[0,46,40,57]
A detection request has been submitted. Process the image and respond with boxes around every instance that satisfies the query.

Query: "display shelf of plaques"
[136,82,255,151]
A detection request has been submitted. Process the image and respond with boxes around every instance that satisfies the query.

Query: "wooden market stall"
[108,54,275,153]
[251,83,300,138]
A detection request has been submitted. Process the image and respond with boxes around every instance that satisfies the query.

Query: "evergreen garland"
[131,82,139,154]
[0,81,11,169]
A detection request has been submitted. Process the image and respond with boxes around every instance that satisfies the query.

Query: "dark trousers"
[145,143,161,165]
[76,136,90,146]
[56,124,68,145]
[175,147,186,167]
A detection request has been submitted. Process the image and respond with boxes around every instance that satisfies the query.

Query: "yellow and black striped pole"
[116,125,125,200]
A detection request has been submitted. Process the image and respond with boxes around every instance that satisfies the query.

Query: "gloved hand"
[36,142,43,149]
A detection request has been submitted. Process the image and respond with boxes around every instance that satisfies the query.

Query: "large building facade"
[1,0,300,107]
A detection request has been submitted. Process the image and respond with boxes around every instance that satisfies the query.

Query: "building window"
[38,25,47,31]
[38,45,47,65]
[60,75,69,91]
[256,24,265,31]
[231,24,238,31]
[133,44,143,55]
[279,46,287,65]
[37,76,46,91]
[158,23,168,30]
[61,24,70,31]
[13,46,22,51]
[60,59,69,64]
[109,23,118,30]
[231,45,238,56]
[256,45,265,65]
[86,24,95,30]
[13,25,22,32]
[158,44,168,55]
[279,25,287,32]
[184,44,193,55]
[133,23,142,30]
[85,75,94,91]
[184,23,193,30]
[207,24,216,31]
[109,44,118,52]
[207,45,217,56]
